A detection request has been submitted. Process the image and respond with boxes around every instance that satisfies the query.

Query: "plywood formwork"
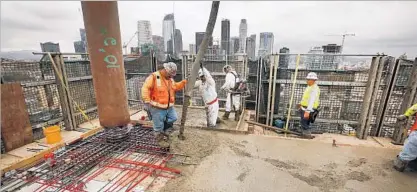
[1,83,33,151]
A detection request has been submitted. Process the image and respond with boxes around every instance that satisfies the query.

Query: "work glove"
[397,115,407,121]
[144,103,151,112]
[296,104,301,109]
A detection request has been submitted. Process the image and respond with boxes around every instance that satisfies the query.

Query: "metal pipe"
[32,52,89,55]
[269,55,279,126]
[81,1,130,127]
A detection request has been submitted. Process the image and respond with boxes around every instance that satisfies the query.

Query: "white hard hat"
[198,68,210,77]
[198,68,205,77]
[306,72,318,80]
[223,65,232,72]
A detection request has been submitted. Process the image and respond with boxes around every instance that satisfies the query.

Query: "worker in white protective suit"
[221,65,241,121]
[194,67,220,128]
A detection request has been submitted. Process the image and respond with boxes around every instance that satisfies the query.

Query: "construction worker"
[220,65,241,121]
[141,62,187,147]
[394,103,417,172]
[298,72,320,139]
[194,67,219,128]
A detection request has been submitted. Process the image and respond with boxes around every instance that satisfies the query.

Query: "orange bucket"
[43,125,62,144]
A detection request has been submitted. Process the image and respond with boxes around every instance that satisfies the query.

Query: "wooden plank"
[357,57,380,139]
[1,83,33,152]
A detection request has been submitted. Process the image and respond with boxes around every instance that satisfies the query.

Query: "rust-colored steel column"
[81,1,130,127]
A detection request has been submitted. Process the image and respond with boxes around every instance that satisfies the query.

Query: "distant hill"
[0,50,42,61]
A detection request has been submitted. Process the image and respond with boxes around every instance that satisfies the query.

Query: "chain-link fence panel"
[381,59,416,138]
[63,59,97,127]
[1,61,64,140]
[262,54,373,134]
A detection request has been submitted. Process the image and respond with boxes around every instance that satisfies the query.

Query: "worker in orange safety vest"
[141,62,187,147]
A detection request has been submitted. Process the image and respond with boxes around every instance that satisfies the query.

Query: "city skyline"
[1,1,416,57]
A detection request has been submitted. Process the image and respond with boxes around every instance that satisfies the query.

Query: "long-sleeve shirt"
[307,85,319,112]
[194,69,217,104]
[404,103,417,117]
[221,71,239,91]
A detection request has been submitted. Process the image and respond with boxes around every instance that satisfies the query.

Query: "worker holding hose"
[221,65,241,121]
[141,62,187,147]
[193,66,220,128]
[297,72,320,139]
[394,103,417,172]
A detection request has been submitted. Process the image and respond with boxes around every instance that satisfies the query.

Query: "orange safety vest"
[141,71,187,109]
[411,114,417,132]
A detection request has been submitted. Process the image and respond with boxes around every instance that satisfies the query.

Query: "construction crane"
[325,32,355,53]
[123,31,138,55]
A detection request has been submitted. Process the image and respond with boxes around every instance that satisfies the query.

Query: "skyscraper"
[80,28,86,42]
[195,32,213,53]
[74,41,86,53]
[279,47,290,69]
[189,44,196,55]
[152,35,165,61]
[258,32,274,58]
[239,19,248,53]
[40,42,60,52]
[137,20,153,47]
[174,29,183,56]
[231,37,240,54]
[322,44,342,69]
[221,19,230,55]
[246,34,256,60]
[306,46,324,69]
[163,14,175,54]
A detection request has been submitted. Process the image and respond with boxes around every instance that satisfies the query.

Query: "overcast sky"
[1,1,416,57]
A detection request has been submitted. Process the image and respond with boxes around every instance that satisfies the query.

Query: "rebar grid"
[1,125,182,192]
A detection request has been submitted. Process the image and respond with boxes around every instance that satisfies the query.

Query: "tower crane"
[325,32,355,53]
[123,31,138,55]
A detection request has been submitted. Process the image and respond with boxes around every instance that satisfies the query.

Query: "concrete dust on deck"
[173,106,239,130]
[162,130,417,192]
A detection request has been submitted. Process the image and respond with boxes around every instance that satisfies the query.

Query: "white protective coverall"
[194,68,219,127]
[221,71,240,112]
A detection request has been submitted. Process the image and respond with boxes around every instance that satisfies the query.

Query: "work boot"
[216,117,221,124]
[164,122,174,135]
[300,129,315,139]
[222,112,230,120]
[154,132,170,148]
[393,155,408,172]
[235,110,242,121]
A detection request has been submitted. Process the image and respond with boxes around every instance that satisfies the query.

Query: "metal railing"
[1,52,415,144]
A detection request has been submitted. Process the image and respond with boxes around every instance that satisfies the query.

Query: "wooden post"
[363,57,386,139]
[393,57,417,144]
[81,1,130,127]
[59,54,77,130]
[52,54,74,131]
[357,56,380,139]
